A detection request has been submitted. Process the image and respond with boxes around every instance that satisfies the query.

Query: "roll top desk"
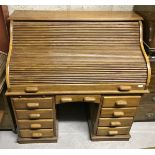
[6,11,151,143]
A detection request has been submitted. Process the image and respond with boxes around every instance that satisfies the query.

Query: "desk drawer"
[100,108,136,118]
[102,96,141,108]
[97,127,130,136]
[12,97,54,110]
[16,109,53,120]
[18,119,54,129]
[98,117,133,127]
[19,129,54,138]
[56,95,101,104]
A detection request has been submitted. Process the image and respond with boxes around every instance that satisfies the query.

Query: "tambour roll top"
[6,11,150,94]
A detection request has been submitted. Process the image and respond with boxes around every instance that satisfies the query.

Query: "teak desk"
[6,11,151,143]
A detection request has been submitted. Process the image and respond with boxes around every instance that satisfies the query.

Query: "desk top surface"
[9,10,143,21]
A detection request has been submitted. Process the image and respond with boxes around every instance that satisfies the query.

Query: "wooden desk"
[6,11,150,143]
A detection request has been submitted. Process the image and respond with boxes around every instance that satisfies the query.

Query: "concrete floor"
[0,103,155,149]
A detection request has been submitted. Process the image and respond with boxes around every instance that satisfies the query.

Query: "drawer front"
[98,117,133,127]
[102,96,141,108]
[56,95,101,104]
[100,108,137,118]
[97,127,130,136]
[19,129,54,138]
[18,119,54,129]
[12,97,53,110]
[16,109,53,120]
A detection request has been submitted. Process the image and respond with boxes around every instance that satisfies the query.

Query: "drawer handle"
[83,97,96,102]
[30,124,42,129]
[113,111,124,117]
[118,86,132,91]
[60,97,73,103]
[115,100,127,107]
[108,131,118,136]
[110,121,121,127]
[25,87,38,93]
[29,114,40,119]
[27,103,39,109]
[32,132,42,138]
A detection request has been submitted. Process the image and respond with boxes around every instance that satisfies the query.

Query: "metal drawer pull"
[108,131,118,136]
[30,124,42,129]
[110,121,121,127]
[29,114,40,119]
[113,111,124,117]
[60,97,73,103]
[83,97,96,102]
[27,103,39,109]
[32,132,42,138]
[115,100,127,106]
[25,87,38,93]
[118,86,131,91]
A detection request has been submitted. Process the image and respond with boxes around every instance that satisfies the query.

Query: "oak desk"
[6,11,150,143]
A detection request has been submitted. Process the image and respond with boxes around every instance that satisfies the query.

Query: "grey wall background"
[8,5,134,14]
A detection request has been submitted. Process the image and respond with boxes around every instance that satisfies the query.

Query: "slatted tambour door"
[9,21,147,85]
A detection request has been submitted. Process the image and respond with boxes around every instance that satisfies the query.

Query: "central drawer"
[56,95,101,104]
[12,97,53,109]
[16,109,53,119]
[19,129,54,138]
[100,108,137,117]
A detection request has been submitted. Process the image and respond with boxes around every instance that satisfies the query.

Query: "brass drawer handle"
[32,132,42,138]
[83,97,96,102]
[110,121,121,127]
[29,114,40,119]
[25,87,38,93]
[113,111,124,117]
[115,100,127,107]
[60,97,72,103]
[118,86,131,91]
[108,130,118,136]
[27,103,39,109]
[30,124,42,129]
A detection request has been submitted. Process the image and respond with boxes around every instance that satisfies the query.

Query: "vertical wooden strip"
[139,21,151,88]
[6,21,13,90]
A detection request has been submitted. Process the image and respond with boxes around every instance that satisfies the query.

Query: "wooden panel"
[9,21,147,86]
[0,6,9,53]
[12,97,53,109]
[9,11,143,21]
[19,129,54,138]
[134,6,155,50]
[97,127,130,136]
[18,119,54,129]
[135,103,155,121]
[0,110,4,123]
[102,96,141,108]
[56,95,101,104]
[16,109,53,119]
[98,117,133,127]
[100,108,137,118]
